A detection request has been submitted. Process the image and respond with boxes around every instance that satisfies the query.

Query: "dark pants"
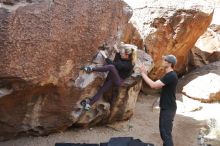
[89,65,123,105]
[159,109,176,146]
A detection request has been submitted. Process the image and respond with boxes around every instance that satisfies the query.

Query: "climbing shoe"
[80,66,93,73]
[84,103,91,111]
[80,98,91,111]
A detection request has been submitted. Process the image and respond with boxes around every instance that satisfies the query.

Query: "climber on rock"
[80,44,137,110]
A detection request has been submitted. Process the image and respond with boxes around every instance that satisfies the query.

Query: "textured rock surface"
[0,0,133,84]
[121,22,143,49]
[0,0,141,141]
[177,61,220,102]
[123,0,214,79]
[72,44,153,126]
[189,44,220,71]
[189,7,220,71]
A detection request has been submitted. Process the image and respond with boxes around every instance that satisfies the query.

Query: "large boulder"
[189,7,220,71]
[123,0,213,80]
[0,0,132,83]
[177,61,220,102]
[0,0,149,141]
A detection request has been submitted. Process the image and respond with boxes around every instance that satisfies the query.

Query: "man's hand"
[139,64,164,89]
[100,50,107,59]
[140,64,149,74]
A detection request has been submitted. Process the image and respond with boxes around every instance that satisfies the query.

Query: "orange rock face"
[0,0,134,141]
[0,0,132,84]
[121,22,144,49]
[146,10,213,79]
[123,0,214,79]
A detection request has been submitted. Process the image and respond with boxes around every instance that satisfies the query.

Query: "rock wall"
[121,22,143,49]
[189,7,220,71]
[0,0,152,141]
[0,0,132,84]
[177,61,220,102]
[123,0,214,79]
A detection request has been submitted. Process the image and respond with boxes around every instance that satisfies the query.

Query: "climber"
[140,54,178,146]
[80,44,137,110]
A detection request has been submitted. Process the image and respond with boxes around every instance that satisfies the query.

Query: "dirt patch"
[0,94,219,146]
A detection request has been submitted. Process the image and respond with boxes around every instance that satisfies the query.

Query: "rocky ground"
[0,93,219,146]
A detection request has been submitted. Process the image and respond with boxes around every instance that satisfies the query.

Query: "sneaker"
[80,98,91,111]
[84,103,91,111]
[80,66,93,73]
[80,99,87,107]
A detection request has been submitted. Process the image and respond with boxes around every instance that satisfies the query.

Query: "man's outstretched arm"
[140,65,165,89]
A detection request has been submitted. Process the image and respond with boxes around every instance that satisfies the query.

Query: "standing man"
[140,54,178,146]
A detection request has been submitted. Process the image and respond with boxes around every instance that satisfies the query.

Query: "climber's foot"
[80,98,91,111]
[80,66,93,73]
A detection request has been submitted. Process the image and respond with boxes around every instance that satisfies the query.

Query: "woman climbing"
[80,44,137,110]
